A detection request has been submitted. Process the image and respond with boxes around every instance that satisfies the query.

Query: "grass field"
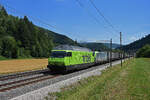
[0,56,10,61]
[46,58,150,100]
[0,55,34,61]
[0,59,48,75]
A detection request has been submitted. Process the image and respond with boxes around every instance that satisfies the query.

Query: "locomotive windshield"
[50,51,66,58]
[50,51,72,58]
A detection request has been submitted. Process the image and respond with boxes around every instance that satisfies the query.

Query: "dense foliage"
[136,44,150,58]
[0,6,77,58]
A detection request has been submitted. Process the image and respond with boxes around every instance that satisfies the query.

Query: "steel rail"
[0,69,49,81]
[0,75,60,92]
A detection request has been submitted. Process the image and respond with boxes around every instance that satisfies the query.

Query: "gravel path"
[0,60,125,100]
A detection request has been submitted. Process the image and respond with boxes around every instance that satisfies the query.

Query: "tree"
[35,43,43,57]
[136,44,150,58]
[0,39,2,55]
[1,36,18,58]
[0,7,76,59]
[0,6,8,17]
[0,26,6,36]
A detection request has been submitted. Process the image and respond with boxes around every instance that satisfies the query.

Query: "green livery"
[47,45,129,72]
[47,50,96,72]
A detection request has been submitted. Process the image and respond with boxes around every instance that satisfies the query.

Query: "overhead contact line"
[75,0,117,35]
[89,0,119,33]
[1,2,77,39]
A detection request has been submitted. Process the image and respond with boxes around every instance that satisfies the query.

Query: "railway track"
[0,69,49,81]
[0,74,60,92]
[0,59,126,93]
[0,69,61,92]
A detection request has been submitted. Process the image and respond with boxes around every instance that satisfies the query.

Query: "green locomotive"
[47,45,96,72]
[47,45,123,72]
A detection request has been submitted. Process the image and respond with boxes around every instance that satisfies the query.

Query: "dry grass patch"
[0,59,48,74]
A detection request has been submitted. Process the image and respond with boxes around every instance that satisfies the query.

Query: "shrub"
[136,44,150,58]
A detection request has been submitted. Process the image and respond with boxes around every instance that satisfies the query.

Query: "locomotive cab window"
[50,51,67,58]
[67,52,72,57]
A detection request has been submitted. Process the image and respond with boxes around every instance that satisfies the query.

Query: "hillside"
[80,42,109,51]
[41,28,77,46]
[103,43,120,49]
[122,34,150,52]
[0,6,77,58]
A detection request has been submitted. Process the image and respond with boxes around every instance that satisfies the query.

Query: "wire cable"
[75,0,120,42]
[75,0,117,35]
[2,3,58,30]
[89,0,119,33]
[75,0,102,26]
[1,1,78,39]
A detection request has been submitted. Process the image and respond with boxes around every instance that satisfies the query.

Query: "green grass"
[0,55,32,61]
[46,58,150,100]
[0,55,47,61]
[0,56,10,61]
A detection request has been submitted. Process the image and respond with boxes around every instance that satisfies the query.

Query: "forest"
[0,6,77,59]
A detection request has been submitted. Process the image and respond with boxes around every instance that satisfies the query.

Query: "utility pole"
[110,38,112,67]
[120,32,122,67]
[95,39,113,67]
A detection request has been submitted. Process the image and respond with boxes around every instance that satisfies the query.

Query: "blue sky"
[1,0,150,44]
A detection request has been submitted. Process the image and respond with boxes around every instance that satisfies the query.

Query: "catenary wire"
[0,1,79,40]
[75,0,120,42]
[89,0,119,33]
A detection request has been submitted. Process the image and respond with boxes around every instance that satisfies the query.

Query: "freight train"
[47,45,127,72]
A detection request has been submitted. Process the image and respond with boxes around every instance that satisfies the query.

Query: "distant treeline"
[0,6,77,58]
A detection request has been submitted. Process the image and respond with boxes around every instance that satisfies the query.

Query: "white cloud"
[127,32,150,44]
[129,36,138,41]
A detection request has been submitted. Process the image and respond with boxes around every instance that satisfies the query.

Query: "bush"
[136,44,150,58]
[1,36,18,58]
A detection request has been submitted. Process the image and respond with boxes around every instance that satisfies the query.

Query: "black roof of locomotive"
[53,45,92,52]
